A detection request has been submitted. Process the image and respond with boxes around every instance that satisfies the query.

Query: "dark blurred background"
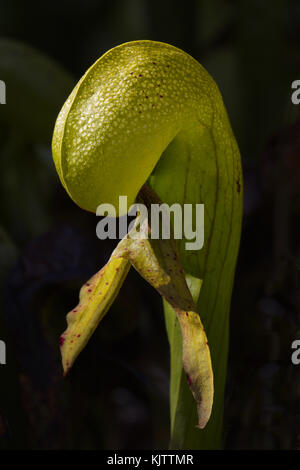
[0,0,300,450]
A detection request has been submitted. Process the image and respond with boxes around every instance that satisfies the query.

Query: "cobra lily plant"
[52,40,243,450]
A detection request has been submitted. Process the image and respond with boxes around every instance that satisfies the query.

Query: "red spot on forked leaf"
[186,374,193,386]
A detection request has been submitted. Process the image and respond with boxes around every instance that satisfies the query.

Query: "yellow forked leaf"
[113,202,213,429]
[178,310,212,429]
[60,202,213,428]
[60,255,130,375]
